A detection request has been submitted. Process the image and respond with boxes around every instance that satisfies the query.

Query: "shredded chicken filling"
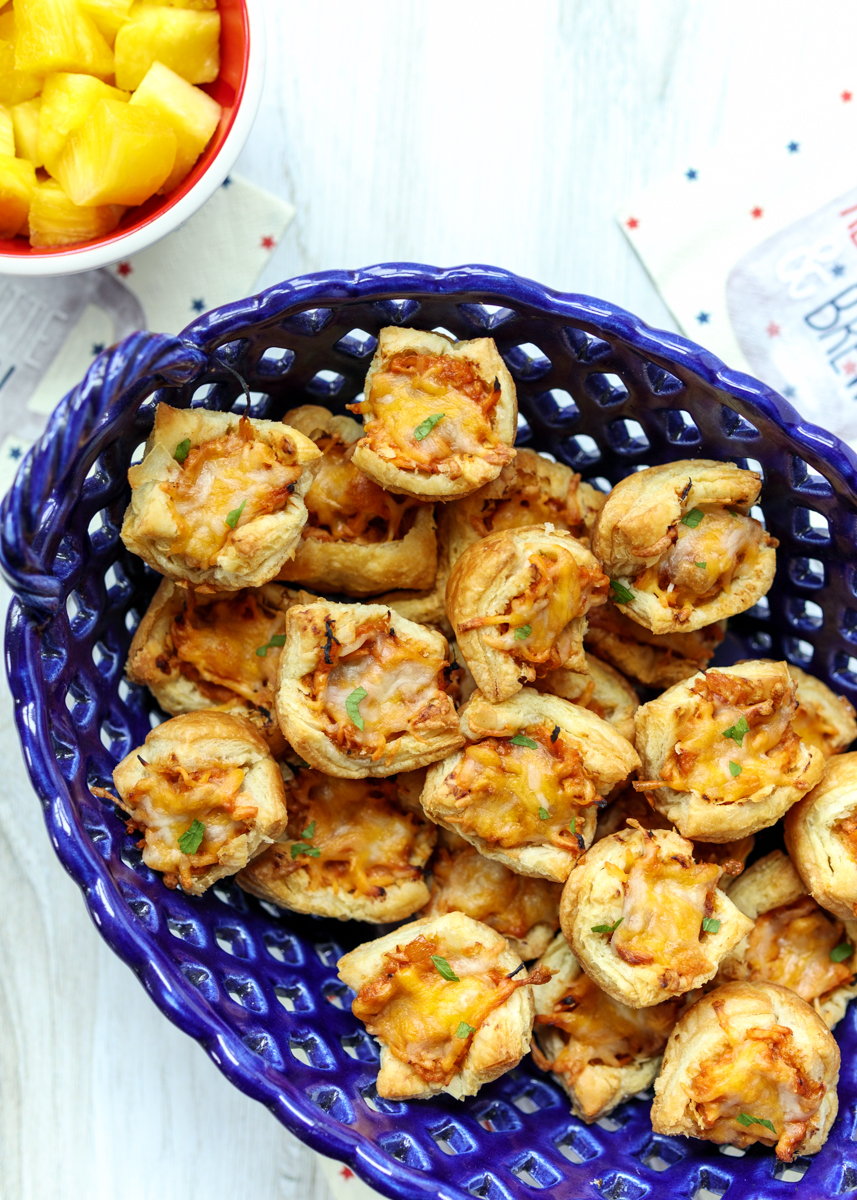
[351,352,515,476]
[459,549,608,669]
[164,416,303,566]
[125,755,254,891]
[649,669,806,804]
[301,433,421,543]
[471,463,587,539]
[306,614,456,760]
[169,590,283,708]
[535,973,679,1081]
[690,1011,826,1161]
[443,724,598,852]
[427,845,562,939]
[791,696,853,757]
[351,933,535,1085]
[260,770,430,896]
[741,897,853,1002]
[634,507,768,611]
[609,833,721,980]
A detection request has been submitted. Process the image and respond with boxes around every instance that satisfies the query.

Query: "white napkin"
[0,174,294,494]
[618,90,857,447]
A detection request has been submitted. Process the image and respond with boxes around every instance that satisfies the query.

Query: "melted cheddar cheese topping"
[470,458,590,540]
[352,352,515,476]
[741,897,853,1002]
[610,834,721,982]
[655,669,805,805]
[125,755,255,891]
[164,417,303,567]
[634,507,768,613]
[690,1015,826,1161]
[536,973,679,1084]
[351,933,533,1085]
[444,724,597,853]
[261,769,431,896]
[169,590,283,709]
[301,433,422,543]
[791,692,856,757]
[427,845,562,940]
[307,614,457,760]
[460,549,609,670]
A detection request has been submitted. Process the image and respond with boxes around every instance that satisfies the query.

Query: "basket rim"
[8,260,857,1200]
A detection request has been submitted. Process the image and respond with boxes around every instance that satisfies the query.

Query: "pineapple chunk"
[79,0,134,44]
[11,97,42,166]
[55,97,176,206]
[28,178,124,247]
[0,105,14,157]
[141,0,217,8]
[130,61,220,192]
[38,74,129,175]
[114,6,219,89]
[14,0,114,77]
[0,39,42,105]
[0,153,36,237]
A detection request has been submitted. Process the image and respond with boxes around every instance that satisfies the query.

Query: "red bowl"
[0,0,262,275]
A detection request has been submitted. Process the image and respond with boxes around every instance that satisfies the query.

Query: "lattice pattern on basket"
[6,264,857,1200]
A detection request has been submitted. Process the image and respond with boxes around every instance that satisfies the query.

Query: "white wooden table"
[0,2,850,1196]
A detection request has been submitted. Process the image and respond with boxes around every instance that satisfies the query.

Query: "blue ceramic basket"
[4,263,857,1200]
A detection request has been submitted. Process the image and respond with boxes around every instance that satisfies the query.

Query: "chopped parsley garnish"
[291,843,321,858]
[178,819,205,855]
[591,918,623,934]
[736,1113,775,1133]
[173,437,191,463]
[225,498,246,529]
[346,686,368,731]
[831,942,853,963]
[696,562,707,569]
[414,413,445,441]
[455,1021,476,1038]
[510,734,538,749]
[431,955,460,982]
[515,624,532,640]
[728,761,742,778]
[538,807,549,820]
[610,578,635,604]
[702,917,721,933]
[680,508,705,528]
[301,821,316,840]
[722,716,750,746]
[570,816,576,835]
[256,634,286,657]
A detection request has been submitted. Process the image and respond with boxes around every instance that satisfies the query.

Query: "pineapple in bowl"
[0,0,243,255]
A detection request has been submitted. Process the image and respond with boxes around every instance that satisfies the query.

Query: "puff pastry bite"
[584,599,726,688]
[531,932,681,1122]
[560,823,753,1007]
[785,751,857,922]
[447,525,610,703]
[236,766,435,922]
[788,664,857,758]
[421,831,562,961]
[594,782,754,889]
[275,600,463,778]
[445,449,605,570]
[537,652,639,745]
[110,712,287,896]
[350,327,517,501]
[337,912,547,1100]
[651,981,840,1161]
[126,578,315,752]
[274,405,437,595]
[121,403,322,591]
[592,460,777,634]
[421,688,640,882]
[717,851,857,1029]
[635,661,825,842]
[377,505,454,637]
